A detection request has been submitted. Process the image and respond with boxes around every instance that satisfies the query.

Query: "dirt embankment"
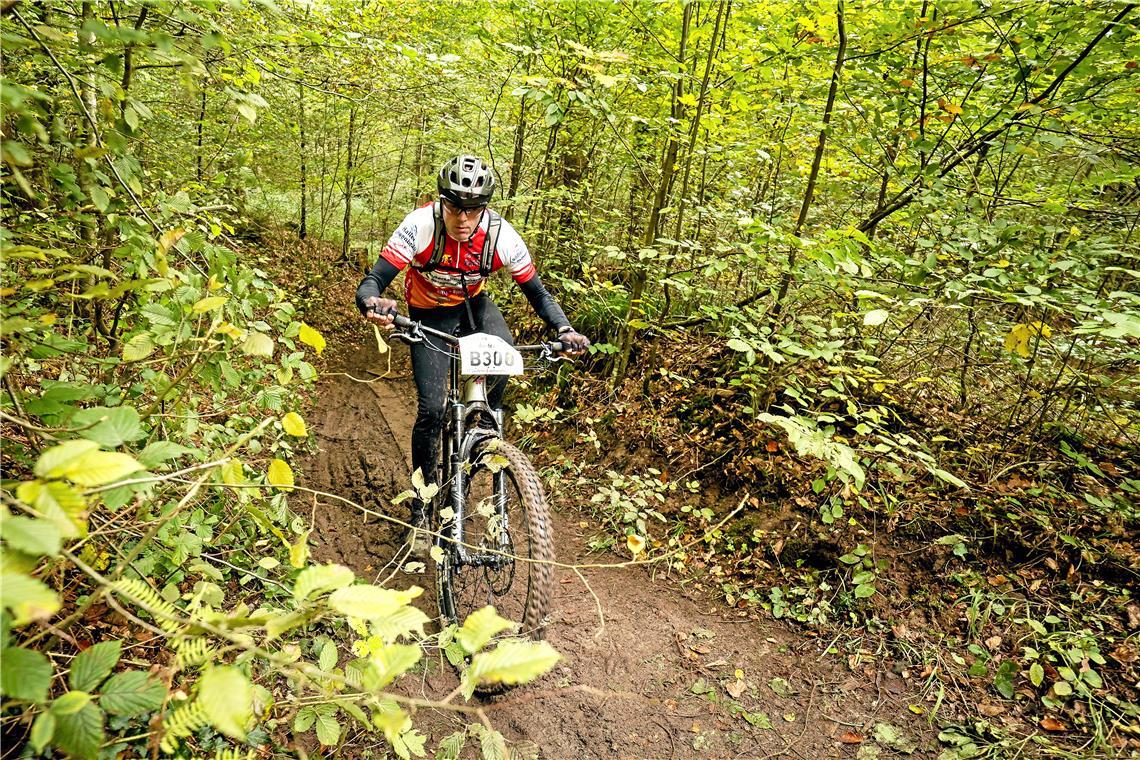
[299,333,935,759]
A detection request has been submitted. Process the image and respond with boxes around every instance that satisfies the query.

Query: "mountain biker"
[356,154,590,547]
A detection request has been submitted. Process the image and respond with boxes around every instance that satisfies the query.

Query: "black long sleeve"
[517,273,571,332]
[355,258,401,314]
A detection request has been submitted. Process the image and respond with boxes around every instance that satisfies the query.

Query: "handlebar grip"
[393,315,413,329]
[549,341,564,353]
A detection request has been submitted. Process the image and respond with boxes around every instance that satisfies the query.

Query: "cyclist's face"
[441,199,485,241]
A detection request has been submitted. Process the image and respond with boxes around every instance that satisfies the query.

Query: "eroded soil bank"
[299,334,935,759]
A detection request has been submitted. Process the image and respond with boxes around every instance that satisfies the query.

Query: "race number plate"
[458,333,524,376]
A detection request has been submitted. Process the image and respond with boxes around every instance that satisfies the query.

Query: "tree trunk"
[673,0,727,242]
[771,0,847,318]
[298,82,307,240]
[196,90,206,183]
[341,106,356,261]
[611,1,693,386]
[505,96,528,220]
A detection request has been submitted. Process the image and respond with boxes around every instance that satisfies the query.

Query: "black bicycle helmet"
[437,155,496,208]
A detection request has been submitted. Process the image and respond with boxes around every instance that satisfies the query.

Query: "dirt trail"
[302,337,935,759]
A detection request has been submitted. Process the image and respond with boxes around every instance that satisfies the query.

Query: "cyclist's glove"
[557,329,590,351]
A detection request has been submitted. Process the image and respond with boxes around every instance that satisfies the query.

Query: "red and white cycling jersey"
[378,203,536,309]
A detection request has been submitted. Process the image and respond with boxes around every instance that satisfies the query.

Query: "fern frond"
[114,578,185,633]
[173,637,216,671]
[214,748,255,760]
[159,699,209,754]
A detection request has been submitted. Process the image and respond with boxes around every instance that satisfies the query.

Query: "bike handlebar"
[384,313,565,354]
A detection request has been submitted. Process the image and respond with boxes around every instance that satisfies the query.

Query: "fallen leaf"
[839,731,863,744]
[725,679,745,699]
[1040,716,1066,732]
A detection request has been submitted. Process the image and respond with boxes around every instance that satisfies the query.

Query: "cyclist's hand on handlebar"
[362,297,398,327]
[557,330,590,356]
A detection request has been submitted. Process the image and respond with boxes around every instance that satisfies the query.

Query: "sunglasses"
[441,199,487,218]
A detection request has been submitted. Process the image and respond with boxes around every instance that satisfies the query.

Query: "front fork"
[443,393,510,569]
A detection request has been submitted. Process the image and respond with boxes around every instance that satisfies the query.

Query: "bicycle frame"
[392,315,560,570]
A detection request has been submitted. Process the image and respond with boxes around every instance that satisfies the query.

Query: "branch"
[857,3,1137,233]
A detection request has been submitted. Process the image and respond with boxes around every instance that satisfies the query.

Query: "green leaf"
[122,332,156,362]
[335,698,371,730]
[137,441,196,469]
[69,640,121,691]
[72,406,146,448]
[854,584,876,599]
[293,564,355,602]
[89,185,110,212]
[1029,662,1044,687]
[33,440,100,479]
[62,450,145,487]
[140,303,178,327]
[16,480,87,538]
[1,516,61,556]
[1,572,61,626]
[319,639,338,671]
[465,639,560,694]
[52,702,105,760]
[30,711,55,753]
[930,467,968,489]
[437,730,466,760]
[100,670,167,716]
[370,605,430,643]
[293,706,315,732]
[726,338,751,352]
[197,665,253,740]
[52,690,92,714]
[314,705,340,746]
[0,646,52,702]
[457,606,517,654]
[241,331,275,357]
[370,643,421,688]
[327,584,422,620]
[191,295,227,313]
[863,309,889,327]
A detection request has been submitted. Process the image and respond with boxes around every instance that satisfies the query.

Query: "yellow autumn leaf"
[289,530,311,568]
[207,275,224,291]
[157,228,185,254]
[298,323,326,355]
[192,295,228,313]
[215,321,244,339]
[281,412,308,437]
[267,459,294,489]
[221,458,245,486]
[626,534,646,556]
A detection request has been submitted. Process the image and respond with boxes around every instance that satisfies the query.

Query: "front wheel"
[436,438,554,641]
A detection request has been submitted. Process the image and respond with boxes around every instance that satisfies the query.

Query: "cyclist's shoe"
[403,500,431,557]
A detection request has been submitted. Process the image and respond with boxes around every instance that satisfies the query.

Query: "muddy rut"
[301,337,934,759]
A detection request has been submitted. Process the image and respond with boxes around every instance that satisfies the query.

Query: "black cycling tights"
[408,295,513,483]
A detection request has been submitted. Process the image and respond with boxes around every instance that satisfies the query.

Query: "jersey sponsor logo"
[396,225,417,249]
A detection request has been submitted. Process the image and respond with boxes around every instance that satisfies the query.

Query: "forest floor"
[263,226,1135,759]
[275,227,936,758]
[298,334,936,760]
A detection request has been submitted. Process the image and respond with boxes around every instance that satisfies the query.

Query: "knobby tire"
[436,439,554,644]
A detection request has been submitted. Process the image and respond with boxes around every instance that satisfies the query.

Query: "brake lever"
[391,322,424,344]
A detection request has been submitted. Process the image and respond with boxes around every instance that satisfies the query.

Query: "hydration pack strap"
[480,210,501,278]
[419,205,502,278]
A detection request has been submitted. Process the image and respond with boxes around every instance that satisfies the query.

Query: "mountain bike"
[391,314,561,640]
